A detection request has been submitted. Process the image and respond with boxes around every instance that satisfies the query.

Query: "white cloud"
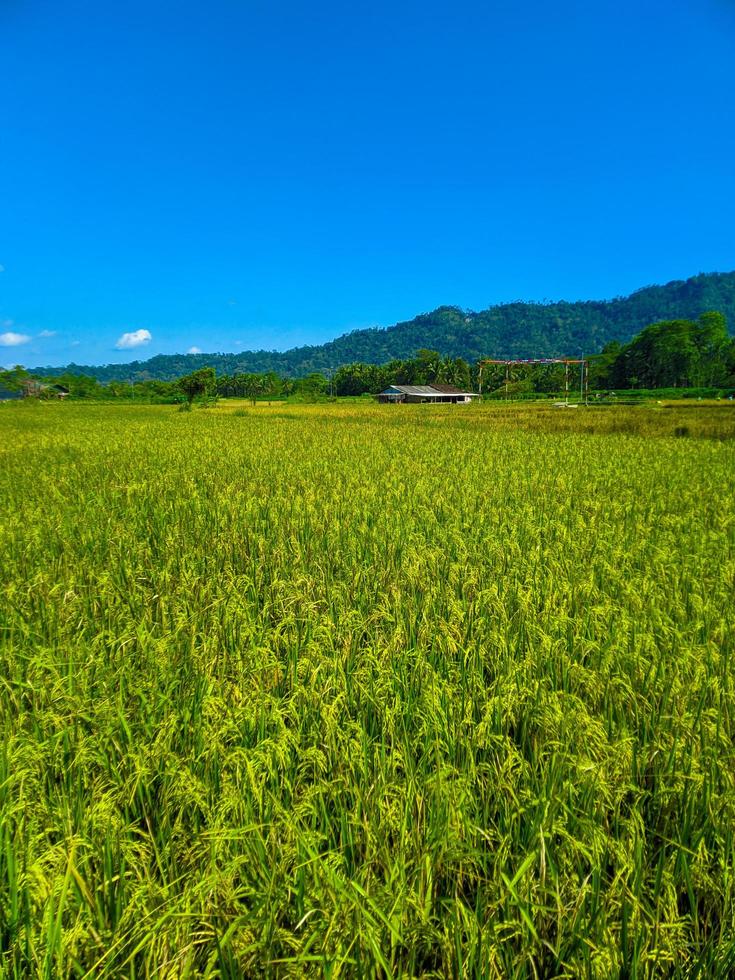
[187,346,202,354]
[0,265,5,273]
[38,329,57,338]
[70,340,81,347]
[115,328,152,350]
[0,331,31,347]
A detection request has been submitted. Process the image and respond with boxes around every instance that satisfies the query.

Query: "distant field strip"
[1,402,735,977]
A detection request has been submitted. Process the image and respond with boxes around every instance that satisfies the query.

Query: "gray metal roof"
[395,385,440,395]
[382,384,479,396]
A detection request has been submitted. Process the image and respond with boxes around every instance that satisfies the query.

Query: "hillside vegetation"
[31,270,735,381]
[2,401,734,976]
[10,308,734,403]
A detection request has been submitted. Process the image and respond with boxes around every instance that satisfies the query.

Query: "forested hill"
[34,271,735,381]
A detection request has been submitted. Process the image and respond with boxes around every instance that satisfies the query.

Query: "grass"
[1,400,734,977]
[218,398,735,441]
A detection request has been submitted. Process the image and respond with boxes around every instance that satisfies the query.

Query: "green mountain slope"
[32,271,735,381]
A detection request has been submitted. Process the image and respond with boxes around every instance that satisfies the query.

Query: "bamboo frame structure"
[477,358,588,404]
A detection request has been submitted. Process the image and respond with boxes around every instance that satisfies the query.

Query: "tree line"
[0,366,329,402]
[3,311,734,401]
[593,312,733,389]
[329,313,734,396]
[26,271,735,383]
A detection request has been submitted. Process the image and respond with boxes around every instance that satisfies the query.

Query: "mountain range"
[33,271,735,381]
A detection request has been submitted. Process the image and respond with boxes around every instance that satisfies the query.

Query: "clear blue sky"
[2,0,734,367]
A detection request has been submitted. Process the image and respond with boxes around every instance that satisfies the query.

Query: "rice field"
[1,400,734,978]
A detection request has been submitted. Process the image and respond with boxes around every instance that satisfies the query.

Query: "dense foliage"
[479,313,735,397]
[28,270,735,382]
[178,366,216,404]
[328,316,735,397]
[1,402,734,977]
[607,312,733,389]
[0,367,333,403]
[333,350,472,396]
[7,315,734,405]
[7,293,735,406]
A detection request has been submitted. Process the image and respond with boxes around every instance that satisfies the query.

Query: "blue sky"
[2,0,734,368]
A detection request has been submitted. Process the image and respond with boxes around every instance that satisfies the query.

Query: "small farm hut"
[21,380,70,399]
[377,384,480,404]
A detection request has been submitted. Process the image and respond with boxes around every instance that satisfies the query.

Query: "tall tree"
[242,374,265,405]
[178,367,216,403]
[694,312,730,385]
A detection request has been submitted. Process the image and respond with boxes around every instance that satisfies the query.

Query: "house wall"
[378,390,479,404]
